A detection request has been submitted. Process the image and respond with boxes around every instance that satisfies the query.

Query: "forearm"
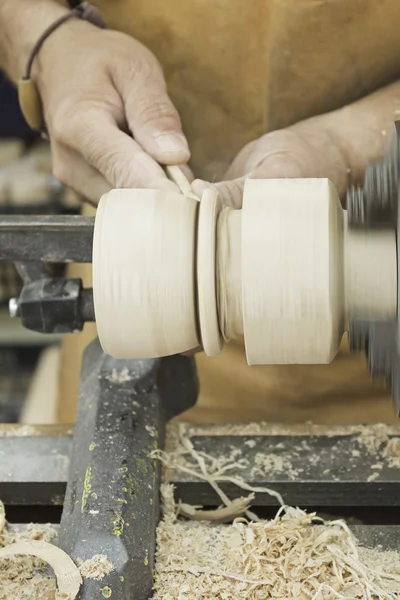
[0,0,68,83]
[292,81,400,188]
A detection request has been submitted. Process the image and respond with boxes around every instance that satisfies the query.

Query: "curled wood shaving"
[177,494,254,523]
[0,540,82,599]
[152,424,284,517]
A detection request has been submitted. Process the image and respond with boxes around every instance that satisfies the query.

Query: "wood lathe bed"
[2,419,400,599]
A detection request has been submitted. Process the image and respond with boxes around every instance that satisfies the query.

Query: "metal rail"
[0,215,94,262]
[3,429,400,508]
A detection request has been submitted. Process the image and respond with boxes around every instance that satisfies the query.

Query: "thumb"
[116,58,190,165]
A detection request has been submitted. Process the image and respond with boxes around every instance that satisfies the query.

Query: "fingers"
[192,135,309,208]
[51,143,112,204]
[56,110,180,191]
[192,157,305,208]
[192,177,246,208]
[214,154,305,207]
[42,30,190,190]
[113,54,190,165]
[214,177,248,208]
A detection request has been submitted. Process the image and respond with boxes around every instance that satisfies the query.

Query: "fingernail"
[155,133,190,157]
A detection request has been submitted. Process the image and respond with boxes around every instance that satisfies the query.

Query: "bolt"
[9,298,20,318]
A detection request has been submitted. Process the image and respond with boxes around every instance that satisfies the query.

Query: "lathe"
[1,124,400,599]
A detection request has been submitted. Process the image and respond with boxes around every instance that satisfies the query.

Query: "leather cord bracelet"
[18,2,106,132]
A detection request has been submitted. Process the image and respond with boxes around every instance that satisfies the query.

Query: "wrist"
[0,0,69,82]
[35,18,98,94]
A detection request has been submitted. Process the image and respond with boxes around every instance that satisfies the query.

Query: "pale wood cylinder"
[93,179,397,365]
[239,179,396,365]
[93,189,199,358]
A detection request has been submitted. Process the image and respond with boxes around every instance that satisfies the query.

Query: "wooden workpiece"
[92,179,396,365]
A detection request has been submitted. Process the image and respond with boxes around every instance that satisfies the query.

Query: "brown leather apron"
[58,0,400,424]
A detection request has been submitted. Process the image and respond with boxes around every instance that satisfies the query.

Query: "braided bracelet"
[18,2,106,131]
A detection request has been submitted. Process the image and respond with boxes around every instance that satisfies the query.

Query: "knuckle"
[73,123,110,172]
[135,97,178,128]
[261,153,305,178]
[247,129,310,176]
[104,151,132,187]
[85,143,108,175]
[132,53,160,80]
[119,49,163,88]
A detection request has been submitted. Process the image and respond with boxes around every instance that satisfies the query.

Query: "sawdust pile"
[154,425,400,599]
[79,554,114,580]
[153,485,400,600]
[0,501,58,600]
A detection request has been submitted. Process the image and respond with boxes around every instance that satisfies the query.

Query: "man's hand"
[193,80,400,208]
[37,22,190,200]
[0,1,189,201]
[192,127,350,208]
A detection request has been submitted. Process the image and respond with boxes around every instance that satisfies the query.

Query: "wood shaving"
[154,428,400,599]
[154,424,284,511]
[177,495,254,523]
[0,502,80,600]
[79,554,114,580]
[165,165,200,201]
[153,487,400,600]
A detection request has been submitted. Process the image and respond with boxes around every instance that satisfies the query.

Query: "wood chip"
[79,554,114,581]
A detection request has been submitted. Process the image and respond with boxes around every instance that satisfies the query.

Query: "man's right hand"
[34,18,190,201]
[192,127,350,208]
[191,76,400,210]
